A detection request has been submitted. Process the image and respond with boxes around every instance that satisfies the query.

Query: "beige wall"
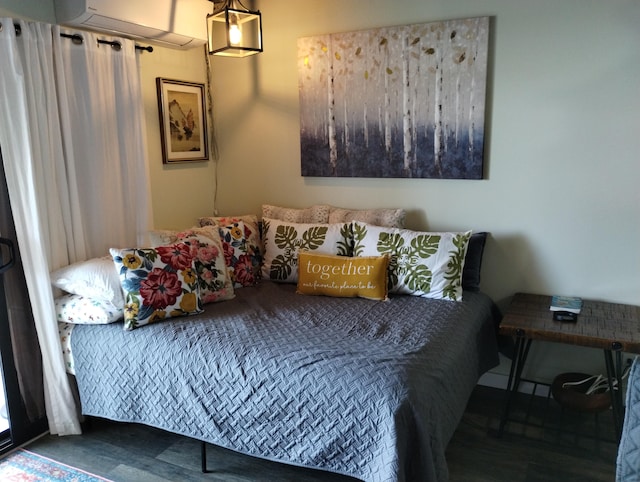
[3,0,639,380]
[207,0,640,380]
[1,0,216,230]
[138,47,217,230]
[209,0,640,306]
[0,0,54,21]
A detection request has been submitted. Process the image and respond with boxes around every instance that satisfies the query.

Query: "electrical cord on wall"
[204,44,219,216]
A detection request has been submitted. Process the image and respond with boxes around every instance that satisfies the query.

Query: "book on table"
[550,295,583,314]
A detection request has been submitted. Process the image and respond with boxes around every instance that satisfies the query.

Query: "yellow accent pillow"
[297,251,389,301]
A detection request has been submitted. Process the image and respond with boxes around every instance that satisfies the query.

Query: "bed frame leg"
[201,441,209,473]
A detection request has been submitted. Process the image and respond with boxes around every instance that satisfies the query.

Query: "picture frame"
[297,16,489,179]
[156,78,208,163]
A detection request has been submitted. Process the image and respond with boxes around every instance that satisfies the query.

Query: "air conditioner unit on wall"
[54,0,211,49]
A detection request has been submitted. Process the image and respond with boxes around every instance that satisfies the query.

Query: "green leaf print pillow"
[352,221,471,301]
[261,218,352,283]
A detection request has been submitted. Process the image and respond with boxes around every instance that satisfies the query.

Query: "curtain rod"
[60,32,154,53]
[3,22,153,53]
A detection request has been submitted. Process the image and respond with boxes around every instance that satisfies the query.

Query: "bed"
[64,280,499,482]
[53,211,500,481]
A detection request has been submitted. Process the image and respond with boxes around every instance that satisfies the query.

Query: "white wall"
[2,0,639,381]
[0,0,54,21]
[137,47,217,230]
[210,0,640,309]
[0,0,216,231]
[208,0,640,380]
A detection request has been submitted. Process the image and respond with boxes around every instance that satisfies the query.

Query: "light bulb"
[229,17,241,45]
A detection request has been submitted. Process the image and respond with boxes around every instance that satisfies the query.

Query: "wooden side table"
[498,293,640,439]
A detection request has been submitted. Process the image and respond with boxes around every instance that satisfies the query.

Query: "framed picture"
[156,78,208,163]
[297,16,489,179]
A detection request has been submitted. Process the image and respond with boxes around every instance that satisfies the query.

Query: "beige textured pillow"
[328,207,406,228]
[262,204,330,224]
[148,229,179,246]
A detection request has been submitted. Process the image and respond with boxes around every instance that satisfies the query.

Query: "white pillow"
[50,256,124,307]
[261,218,351,283]
[352,222,471,301]
[55,294,123,324]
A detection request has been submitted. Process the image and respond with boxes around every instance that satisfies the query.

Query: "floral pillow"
[58,322,75,374]
[352,222,471,301]
[110,243,203,331]
[199,214,263,287]
[55,293,123,324]
[216,221,261,287]
[174,226,235,303]
[261,218,351,283]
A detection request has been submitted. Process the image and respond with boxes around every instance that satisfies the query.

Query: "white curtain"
[0,19,152,435]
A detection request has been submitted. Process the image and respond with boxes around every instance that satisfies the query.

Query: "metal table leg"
[201,441,210,473]
[604,347,624,441]
[498,335,532,436]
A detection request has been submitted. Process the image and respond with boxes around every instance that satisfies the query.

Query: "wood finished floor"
[22,386,618,481]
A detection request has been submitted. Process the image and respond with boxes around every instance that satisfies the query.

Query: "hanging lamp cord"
[204,44,220,215]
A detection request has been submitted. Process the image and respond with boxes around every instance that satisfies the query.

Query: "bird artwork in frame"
[156,78,209,163]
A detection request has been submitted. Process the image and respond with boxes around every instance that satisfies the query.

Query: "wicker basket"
[551,372,612,413]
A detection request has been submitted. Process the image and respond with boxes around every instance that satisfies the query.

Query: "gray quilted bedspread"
[617,357,640,481]
[71,282,499,482]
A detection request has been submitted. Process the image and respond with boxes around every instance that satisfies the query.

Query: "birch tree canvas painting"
[298,17,489,179]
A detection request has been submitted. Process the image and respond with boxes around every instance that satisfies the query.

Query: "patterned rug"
[0,449,111,481]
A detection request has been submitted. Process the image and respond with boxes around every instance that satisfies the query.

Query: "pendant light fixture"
[207,0,262,57]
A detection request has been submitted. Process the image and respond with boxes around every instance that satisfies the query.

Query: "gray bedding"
[617,357,640,481]
[71,281,499,482]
